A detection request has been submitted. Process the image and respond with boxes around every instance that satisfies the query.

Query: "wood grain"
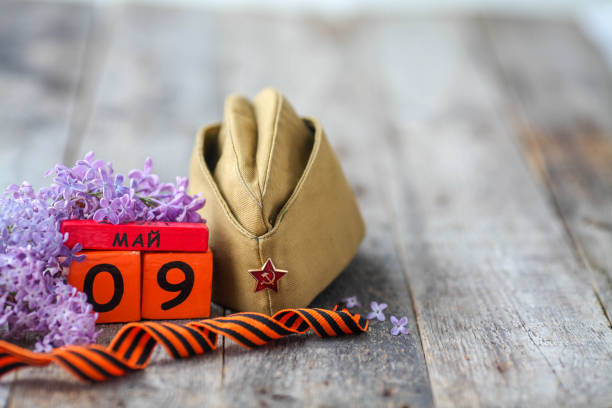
[0,1,90,189]
[6,5,225,407]
[3,3,612,407]
[484,16,612,325]
[9,306,225,408]
[67,4,221,183]
[0,2,91,405]
[378,18,612,407]
[215,13,433,407]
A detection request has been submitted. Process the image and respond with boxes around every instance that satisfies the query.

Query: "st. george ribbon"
[0,306,368,383]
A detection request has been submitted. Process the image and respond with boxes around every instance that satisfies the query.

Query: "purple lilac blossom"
[366,301,387,321]
[42,153,205,224]
[342,296,361,308]
[390,316,409,336]
[0,248,98,351]
[0,153,205,351]
[0,183,98,351]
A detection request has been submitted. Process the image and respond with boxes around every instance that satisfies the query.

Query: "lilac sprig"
[42,153,205,224]
[0,184,98,351]
[0,248,97,351]
[0,153,206,351]
[1,183,71,279]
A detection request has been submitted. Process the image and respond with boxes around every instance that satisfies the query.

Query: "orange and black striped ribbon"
[0,306,367,382]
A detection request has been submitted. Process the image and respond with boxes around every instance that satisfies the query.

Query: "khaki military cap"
[189,88,365,314]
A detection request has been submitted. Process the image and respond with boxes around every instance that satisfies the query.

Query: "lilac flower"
[0,187,98,351]
[390,316,409,336]
[58,242,86,268]
[342,296,361,308]
[0,249,99,352]
[128,156,158,191]
[0,152,206,351]
[366,301,387,321]
[42,152,205,225]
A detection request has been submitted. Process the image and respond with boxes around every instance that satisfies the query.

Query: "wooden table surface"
[1,2,612,407]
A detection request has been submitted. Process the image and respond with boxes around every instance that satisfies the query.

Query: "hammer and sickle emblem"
[248,258,288,293]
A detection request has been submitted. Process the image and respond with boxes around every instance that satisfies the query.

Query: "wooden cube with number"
[141,251,213,319]
[67,250,141,323]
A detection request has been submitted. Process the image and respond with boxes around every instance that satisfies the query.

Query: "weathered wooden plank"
[216,14,433,407]
[9,307,224,408]
[8,5,225,407]
[484,17,612,325]
[67,4,220,182]
[0,1,90,189]
[7,4,612,407]
[8,306,223,408]
[378,18,612,406]
[0,1,91,404]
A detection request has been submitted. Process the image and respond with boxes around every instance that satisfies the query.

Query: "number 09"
[83,261,195,313]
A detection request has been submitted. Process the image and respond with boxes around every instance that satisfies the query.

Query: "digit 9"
[156,261,195,310]
[142,252,213,319]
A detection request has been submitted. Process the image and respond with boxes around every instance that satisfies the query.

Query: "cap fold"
[190,89,365,314]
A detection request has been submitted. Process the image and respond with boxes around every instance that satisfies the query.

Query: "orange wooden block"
[67,251,141,323]
[141,251,213,319]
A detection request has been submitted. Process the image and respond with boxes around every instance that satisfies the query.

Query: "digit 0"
[157,261,195,310]
[83,263,124,313]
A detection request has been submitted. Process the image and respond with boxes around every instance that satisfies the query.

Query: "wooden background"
[1,1,612,406]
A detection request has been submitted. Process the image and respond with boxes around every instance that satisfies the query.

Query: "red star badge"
[248,258,287,292]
